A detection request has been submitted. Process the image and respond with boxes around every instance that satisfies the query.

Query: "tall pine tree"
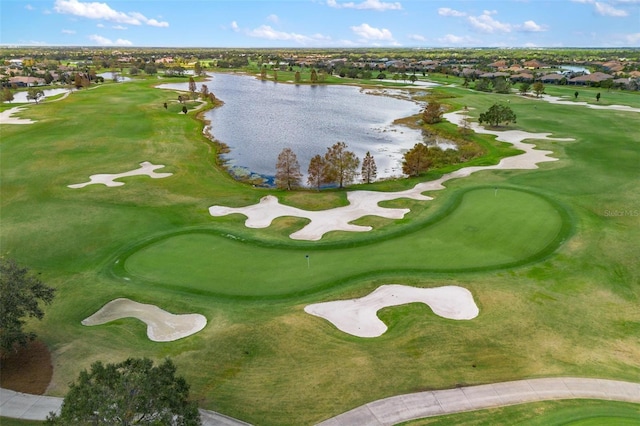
[361,151,377,184]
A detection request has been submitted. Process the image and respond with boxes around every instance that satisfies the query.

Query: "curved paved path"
[317,377,640,425]
[3,378,638,425]
[0,387,251,425]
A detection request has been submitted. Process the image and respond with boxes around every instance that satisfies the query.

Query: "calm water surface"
[159,73,424,182]
[5,88,70,103]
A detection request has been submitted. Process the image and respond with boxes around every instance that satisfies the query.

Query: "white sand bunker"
[210,189,424,241]
[537,94,640,113]
[82,298,206,342]
[304,285,479,338]
[210,111,572,241]
[0,107,35,125]
[68,161,172,188]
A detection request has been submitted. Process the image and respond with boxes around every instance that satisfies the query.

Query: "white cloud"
[625,32,640,44]
[350,23,393,40]
[146,18,169,27]
[438,34,475,45]
[310,33,332,42]
[24,40,49,46]
[88,34,113,44]
[408,34,426,42]
[54,0,169,27]
[439,7,547,35]
[438,7,466,17]
[88,34,132,46]
[61,29,76,34]
[146,19,169,28]
[25,4,35,10]
[518,20,547,32]
[594,1,628,16]
[231,21,239,32]
[468,10,512,33]
[97,23,104,28]
[327,0,402,11]
[337,39,358,47]
[573,0,632,16]
[247,25,315,44]
[267,14,279,23]
[112,25,127,30]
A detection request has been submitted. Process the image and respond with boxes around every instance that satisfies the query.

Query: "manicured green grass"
[401,400,640,425]
[1,74,638,426]
[121,187,568,297]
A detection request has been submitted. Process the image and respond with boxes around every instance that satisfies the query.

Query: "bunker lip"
[82,298,206,342]
[304,284,479,338]
[0,107,35,125]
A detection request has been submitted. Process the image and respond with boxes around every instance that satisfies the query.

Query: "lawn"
[1,75,638,425]
[121,187,568,297]
[401,399,640,425]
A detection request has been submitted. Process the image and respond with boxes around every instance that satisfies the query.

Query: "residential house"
[510,72,534,83]
[538,73,566,84]
[568,72,614,85]
[8,76,45,87]
[523,59,545,69]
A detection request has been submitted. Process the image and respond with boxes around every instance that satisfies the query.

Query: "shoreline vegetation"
[174,70,510,189]
[4,46,639,189]
[1,47,639,426]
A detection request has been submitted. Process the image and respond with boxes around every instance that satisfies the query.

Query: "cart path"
[316,377,640,425]
[4,377,639,425]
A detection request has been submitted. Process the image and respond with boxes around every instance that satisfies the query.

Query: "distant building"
[523,59,545,69]
[510,72,534,83]
[8,76,45,87]
[568,72,614,85]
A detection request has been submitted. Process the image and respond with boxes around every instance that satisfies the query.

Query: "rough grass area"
[0,340,52,394]
[1,75,638,425]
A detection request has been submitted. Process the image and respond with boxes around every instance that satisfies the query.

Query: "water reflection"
[5,88,70,103]
[158,73,425,182]
[98,72,131,82]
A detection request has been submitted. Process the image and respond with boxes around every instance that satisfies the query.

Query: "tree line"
[275,142,377,190]
[273,100,516,189]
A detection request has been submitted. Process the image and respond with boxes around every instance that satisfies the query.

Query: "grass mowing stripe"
[119,187,569,297]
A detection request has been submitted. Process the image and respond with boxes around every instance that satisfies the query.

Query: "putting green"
[119,187,570,297]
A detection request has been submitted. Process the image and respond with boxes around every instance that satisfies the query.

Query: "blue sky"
[1,0,639,48]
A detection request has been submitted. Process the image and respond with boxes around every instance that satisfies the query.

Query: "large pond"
[158,73,425,183]
[5,88,70,103]
[97,72,132,82]
[558,65,590,74]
